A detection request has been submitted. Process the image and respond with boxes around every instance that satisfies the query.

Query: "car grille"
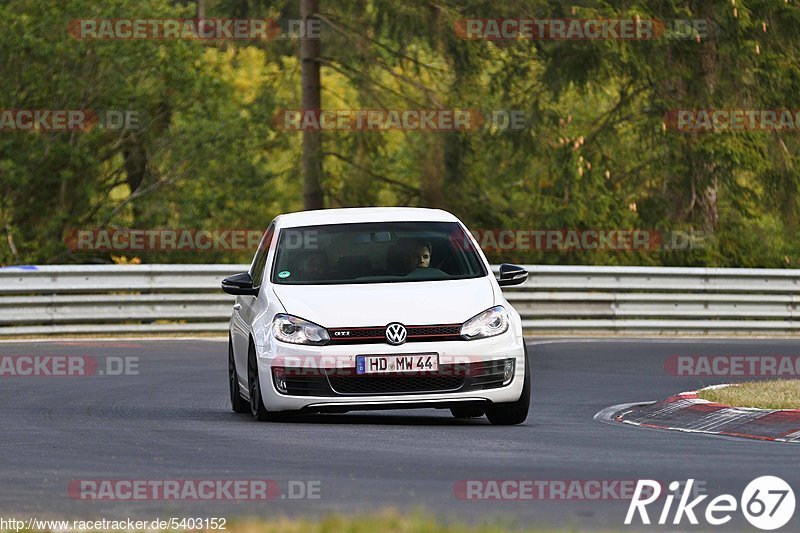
[327,370,465,395]
[272,358,514,397]
[326,324,462,345]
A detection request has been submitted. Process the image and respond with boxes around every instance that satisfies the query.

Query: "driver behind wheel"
[403,239,431,273]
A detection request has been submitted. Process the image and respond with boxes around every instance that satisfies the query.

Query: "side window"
[250,223,275,288]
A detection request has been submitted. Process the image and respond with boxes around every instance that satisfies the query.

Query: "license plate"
[356,354,438,374]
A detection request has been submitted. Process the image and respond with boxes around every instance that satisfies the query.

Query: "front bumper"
[255,333,526,412]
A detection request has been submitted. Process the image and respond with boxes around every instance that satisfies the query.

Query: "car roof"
[274,207,460,228]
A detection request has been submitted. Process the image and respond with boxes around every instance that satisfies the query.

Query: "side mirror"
[497,263,528,287]
[221,272,259,296]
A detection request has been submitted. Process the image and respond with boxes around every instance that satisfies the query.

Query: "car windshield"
[271,221,487,285]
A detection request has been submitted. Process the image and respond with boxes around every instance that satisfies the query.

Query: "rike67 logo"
[626,477,795,530]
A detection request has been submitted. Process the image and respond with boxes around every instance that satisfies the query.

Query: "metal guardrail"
[2,264,800,336]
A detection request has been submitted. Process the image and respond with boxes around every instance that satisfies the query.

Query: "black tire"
[246,339,296,422]
[450,405,485,419]
[247,339,273,421]
[229,337,249,413]
[485,344,531,425]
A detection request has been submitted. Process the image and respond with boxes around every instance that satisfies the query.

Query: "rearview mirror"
[497,263,528,287]
[221,272,259,296]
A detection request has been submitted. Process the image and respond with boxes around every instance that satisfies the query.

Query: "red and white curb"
[595,386,800,443]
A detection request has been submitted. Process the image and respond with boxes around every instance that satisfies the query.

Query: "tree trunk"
[420,134,444,208]
[123,139,148,224]
[300,0,324,210]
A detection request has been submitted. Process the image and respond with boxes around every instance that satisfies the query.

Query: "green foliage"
[1,0,800,267]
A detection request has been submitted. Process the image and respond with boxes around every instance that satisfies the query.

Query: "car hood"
[272,277,495,327]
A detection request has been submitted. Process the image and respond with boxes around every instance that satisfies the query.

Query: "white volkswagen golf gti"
[223,207,530,424]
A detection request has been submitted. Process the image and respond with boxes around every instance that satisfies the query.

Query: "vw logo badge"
[385,323,407,345]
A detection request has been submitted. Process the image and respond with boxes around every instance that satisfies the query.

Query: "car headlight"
[272,314,330,345]
[460,306,510,340]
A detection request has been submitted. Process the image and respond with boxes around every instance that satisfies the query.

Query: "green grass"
[219,513,605,533]
[228,513,514,533]
[698,380,800,410]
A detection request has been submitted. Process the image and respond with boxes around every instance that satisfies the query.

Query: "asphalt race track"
[1,338,799,530]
